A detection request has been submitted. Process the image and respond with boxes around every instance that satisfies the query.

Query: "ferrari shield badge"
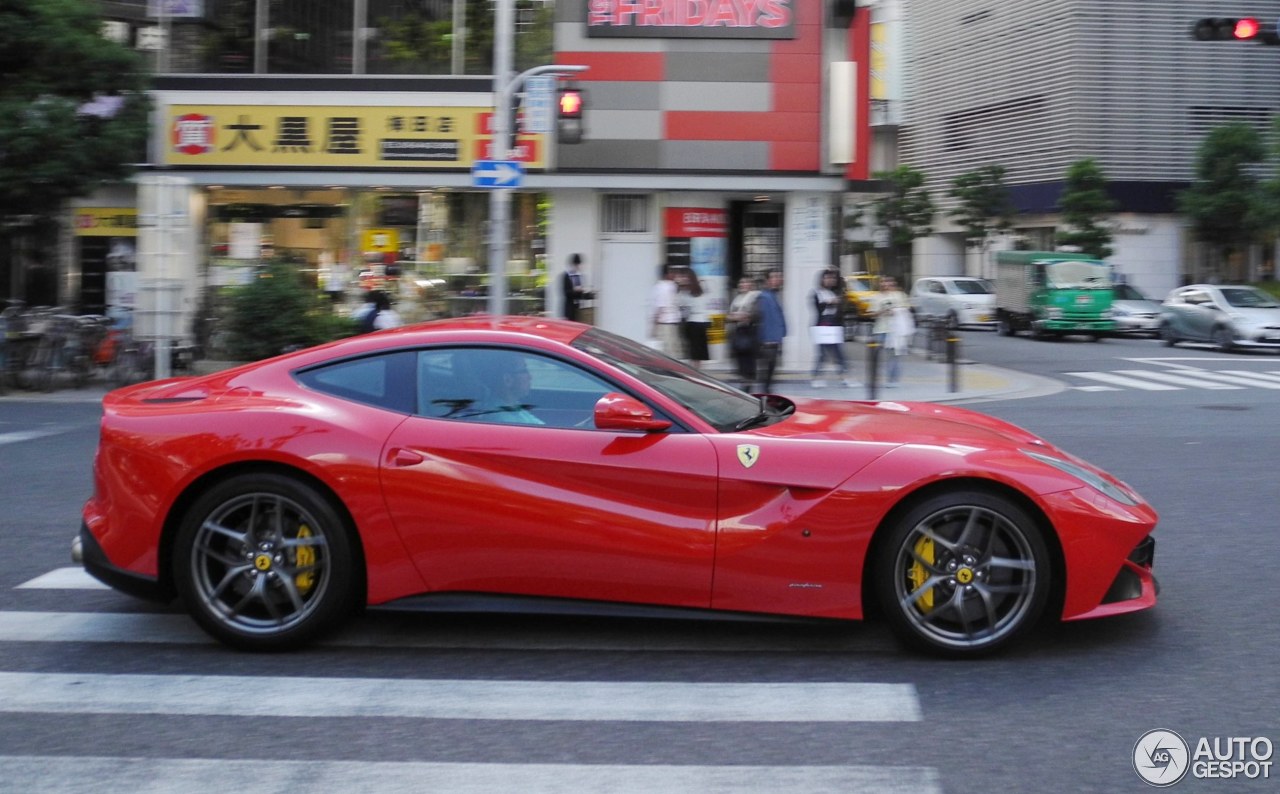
[736,444,761,469]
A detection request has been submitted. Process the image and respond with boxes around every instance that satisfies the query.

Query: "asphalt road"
[0,336,1276,793]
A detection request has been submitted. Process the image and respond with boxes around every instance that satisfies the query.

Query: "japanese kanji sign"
[164,105,545,169]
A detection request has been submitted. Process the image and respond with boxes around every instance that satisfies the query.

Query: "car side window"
[416,348,618,429]
[295,351,416,413]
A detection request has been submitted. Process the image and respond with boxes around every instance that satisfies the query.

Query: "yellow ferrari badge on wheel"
[736,444,760,469]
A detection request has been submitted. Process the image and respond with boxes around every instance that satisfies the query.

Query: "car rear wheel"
[1160,323,1178,347]
[873,490,1051,657]
[173,473,355,650]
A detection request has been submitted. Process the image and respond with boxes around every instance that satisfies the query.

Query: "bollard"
[865,338,879,400]
[947,333,961,393]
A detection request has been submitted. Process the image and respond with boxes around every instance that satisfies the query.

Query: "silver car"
[909,276,997,329]
[1160,284,1280,351]
[1111,283,1163,337]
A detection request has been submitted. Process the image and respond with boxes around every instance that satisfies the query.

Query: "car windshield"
[1220,287,1280,309]
[1045,260,1110,289]
[1113,283,1149,301]
[573,327,777,432]
[848,277,875,292]
[952,279,993,295]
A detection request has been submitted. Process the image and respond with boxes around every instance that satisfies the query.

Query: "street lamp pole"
[485,0,588,316]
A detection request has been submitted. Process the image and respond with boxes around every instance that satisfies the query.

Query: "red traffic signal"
[1234,17,1260,39]
[558,88,584,119]
[1192,17,1265,41]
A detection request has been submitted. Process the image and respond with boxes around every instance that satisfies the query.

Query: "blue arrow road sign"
[472,160,524,188]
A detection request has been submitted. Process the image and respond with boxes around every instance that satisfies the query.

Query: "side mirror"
[593,392,673,432]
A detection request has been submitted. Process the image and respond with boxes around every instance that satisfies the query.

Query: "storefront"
[138,77,555,349]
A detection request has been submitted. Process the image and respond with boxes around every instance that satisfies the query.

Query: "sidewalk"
[0,347,1062,406]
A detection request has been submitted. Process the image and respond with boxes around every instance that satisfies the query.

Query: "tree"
[869,166,935,281]
[0,0,151,223]
[1178,122,1266,272]
[1055,158,1117,260]
[948,164,1015,252]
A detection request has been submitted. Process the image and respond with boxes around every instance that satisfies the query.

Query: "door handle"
[391,448,425,467]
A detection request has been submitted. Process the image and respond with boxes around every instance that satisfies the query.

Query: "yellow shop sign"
[164,105,544,169]
[73,208,138,236]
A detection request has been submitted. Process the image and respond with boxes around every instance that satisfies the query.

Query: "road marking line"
[1064,372,1180,390]
[1112,370,1240,389]
[0,757,942,794]
[16,567,109,590]
[1069,385,1120,392]
[1190,370,1280,389]
[0,427,70,446]
[0,671,921,722]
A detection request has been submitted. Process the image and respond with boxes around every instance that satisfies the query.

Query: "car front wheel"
[1212,325,1235,352]
[173,472,356,650]
[873,490,1051,657]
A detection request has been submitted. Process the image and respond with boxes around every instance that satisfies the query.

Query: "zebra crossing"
[2,566,941,793]
[1064,364,1280,392]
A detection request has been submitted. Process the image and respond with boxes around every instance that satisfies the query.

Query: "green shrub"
[224,263,357,361]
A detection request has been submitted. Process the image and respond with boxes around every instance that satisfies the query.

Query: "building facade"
[46,0,877,374]
[893,0,1280,296]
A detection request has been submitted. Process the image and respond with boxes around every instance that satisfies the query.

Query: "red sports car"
[79,317,1158,657]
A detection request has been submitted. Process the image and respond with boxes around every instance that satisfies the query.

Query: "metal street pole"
[484,0,588,316]
[487,0,514,317]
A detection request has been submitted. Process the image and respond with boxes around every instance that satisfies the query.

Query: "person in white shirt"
[648,263,683,358]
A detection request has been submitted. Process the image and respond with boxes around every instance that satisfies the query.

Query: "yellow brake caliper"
[909,536,935,612]
[295,524,315,594]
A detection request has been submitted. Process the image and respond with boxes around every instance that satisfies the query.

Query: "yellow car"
[845,272,879,319]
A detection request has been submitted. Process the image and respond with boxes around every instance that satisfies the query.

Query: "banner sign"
[164,105,545,169]
[586,0,795,38]
[73,208,138,236]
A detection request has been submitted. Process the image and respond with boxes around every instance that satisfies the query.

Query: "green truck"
[994,251,1116,339]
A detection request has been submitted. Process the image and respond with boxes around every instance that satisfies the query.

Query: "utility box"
[994,251,1115,339]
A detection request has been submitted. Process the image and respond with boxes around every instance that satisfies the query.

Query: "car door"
[379,346,720,608]
[1182,290,1218,340]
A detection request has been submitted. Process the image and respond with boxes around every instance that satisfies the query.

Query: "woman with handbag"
[809,269,853,388]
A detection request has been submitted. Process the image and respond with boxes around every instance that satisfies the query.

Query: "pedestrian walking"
[675,267,710,370]
[726,275,761,390]
[872,276,911,387]
[755,268,787,393]
[648,263,683,357]
[809,268,853,387]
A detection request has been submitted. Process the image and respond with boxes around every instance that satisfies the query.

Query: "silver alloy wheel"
[189,491,331,637]
[890,501,1041,652]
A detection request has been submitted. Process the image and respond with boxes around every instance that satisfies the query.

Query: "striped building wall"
[899,0,1280,213]
[552,0,831,173]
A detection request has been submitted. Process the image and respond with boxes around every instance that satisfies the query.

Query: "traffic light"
[1191,17,1271,41]
[557,87,585,145]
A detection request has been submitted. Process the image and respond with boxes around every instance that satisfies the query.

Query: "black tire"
[873,490,1051,658]
[173,472,356,650]
[998,315,1015,337]
[1160,323,1178,348]
[1212,325,1234,352]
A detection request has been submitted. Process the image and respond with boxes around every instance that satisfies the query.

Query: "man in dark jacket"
[560,253,593,321]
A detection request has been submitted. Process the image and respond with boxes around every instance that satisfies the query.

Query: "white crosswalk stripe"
[1066,367,1280,392]
[0,757,942,794]
[3,567,939,793]
[0,671,920,722]
[1065,371,1181,390]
